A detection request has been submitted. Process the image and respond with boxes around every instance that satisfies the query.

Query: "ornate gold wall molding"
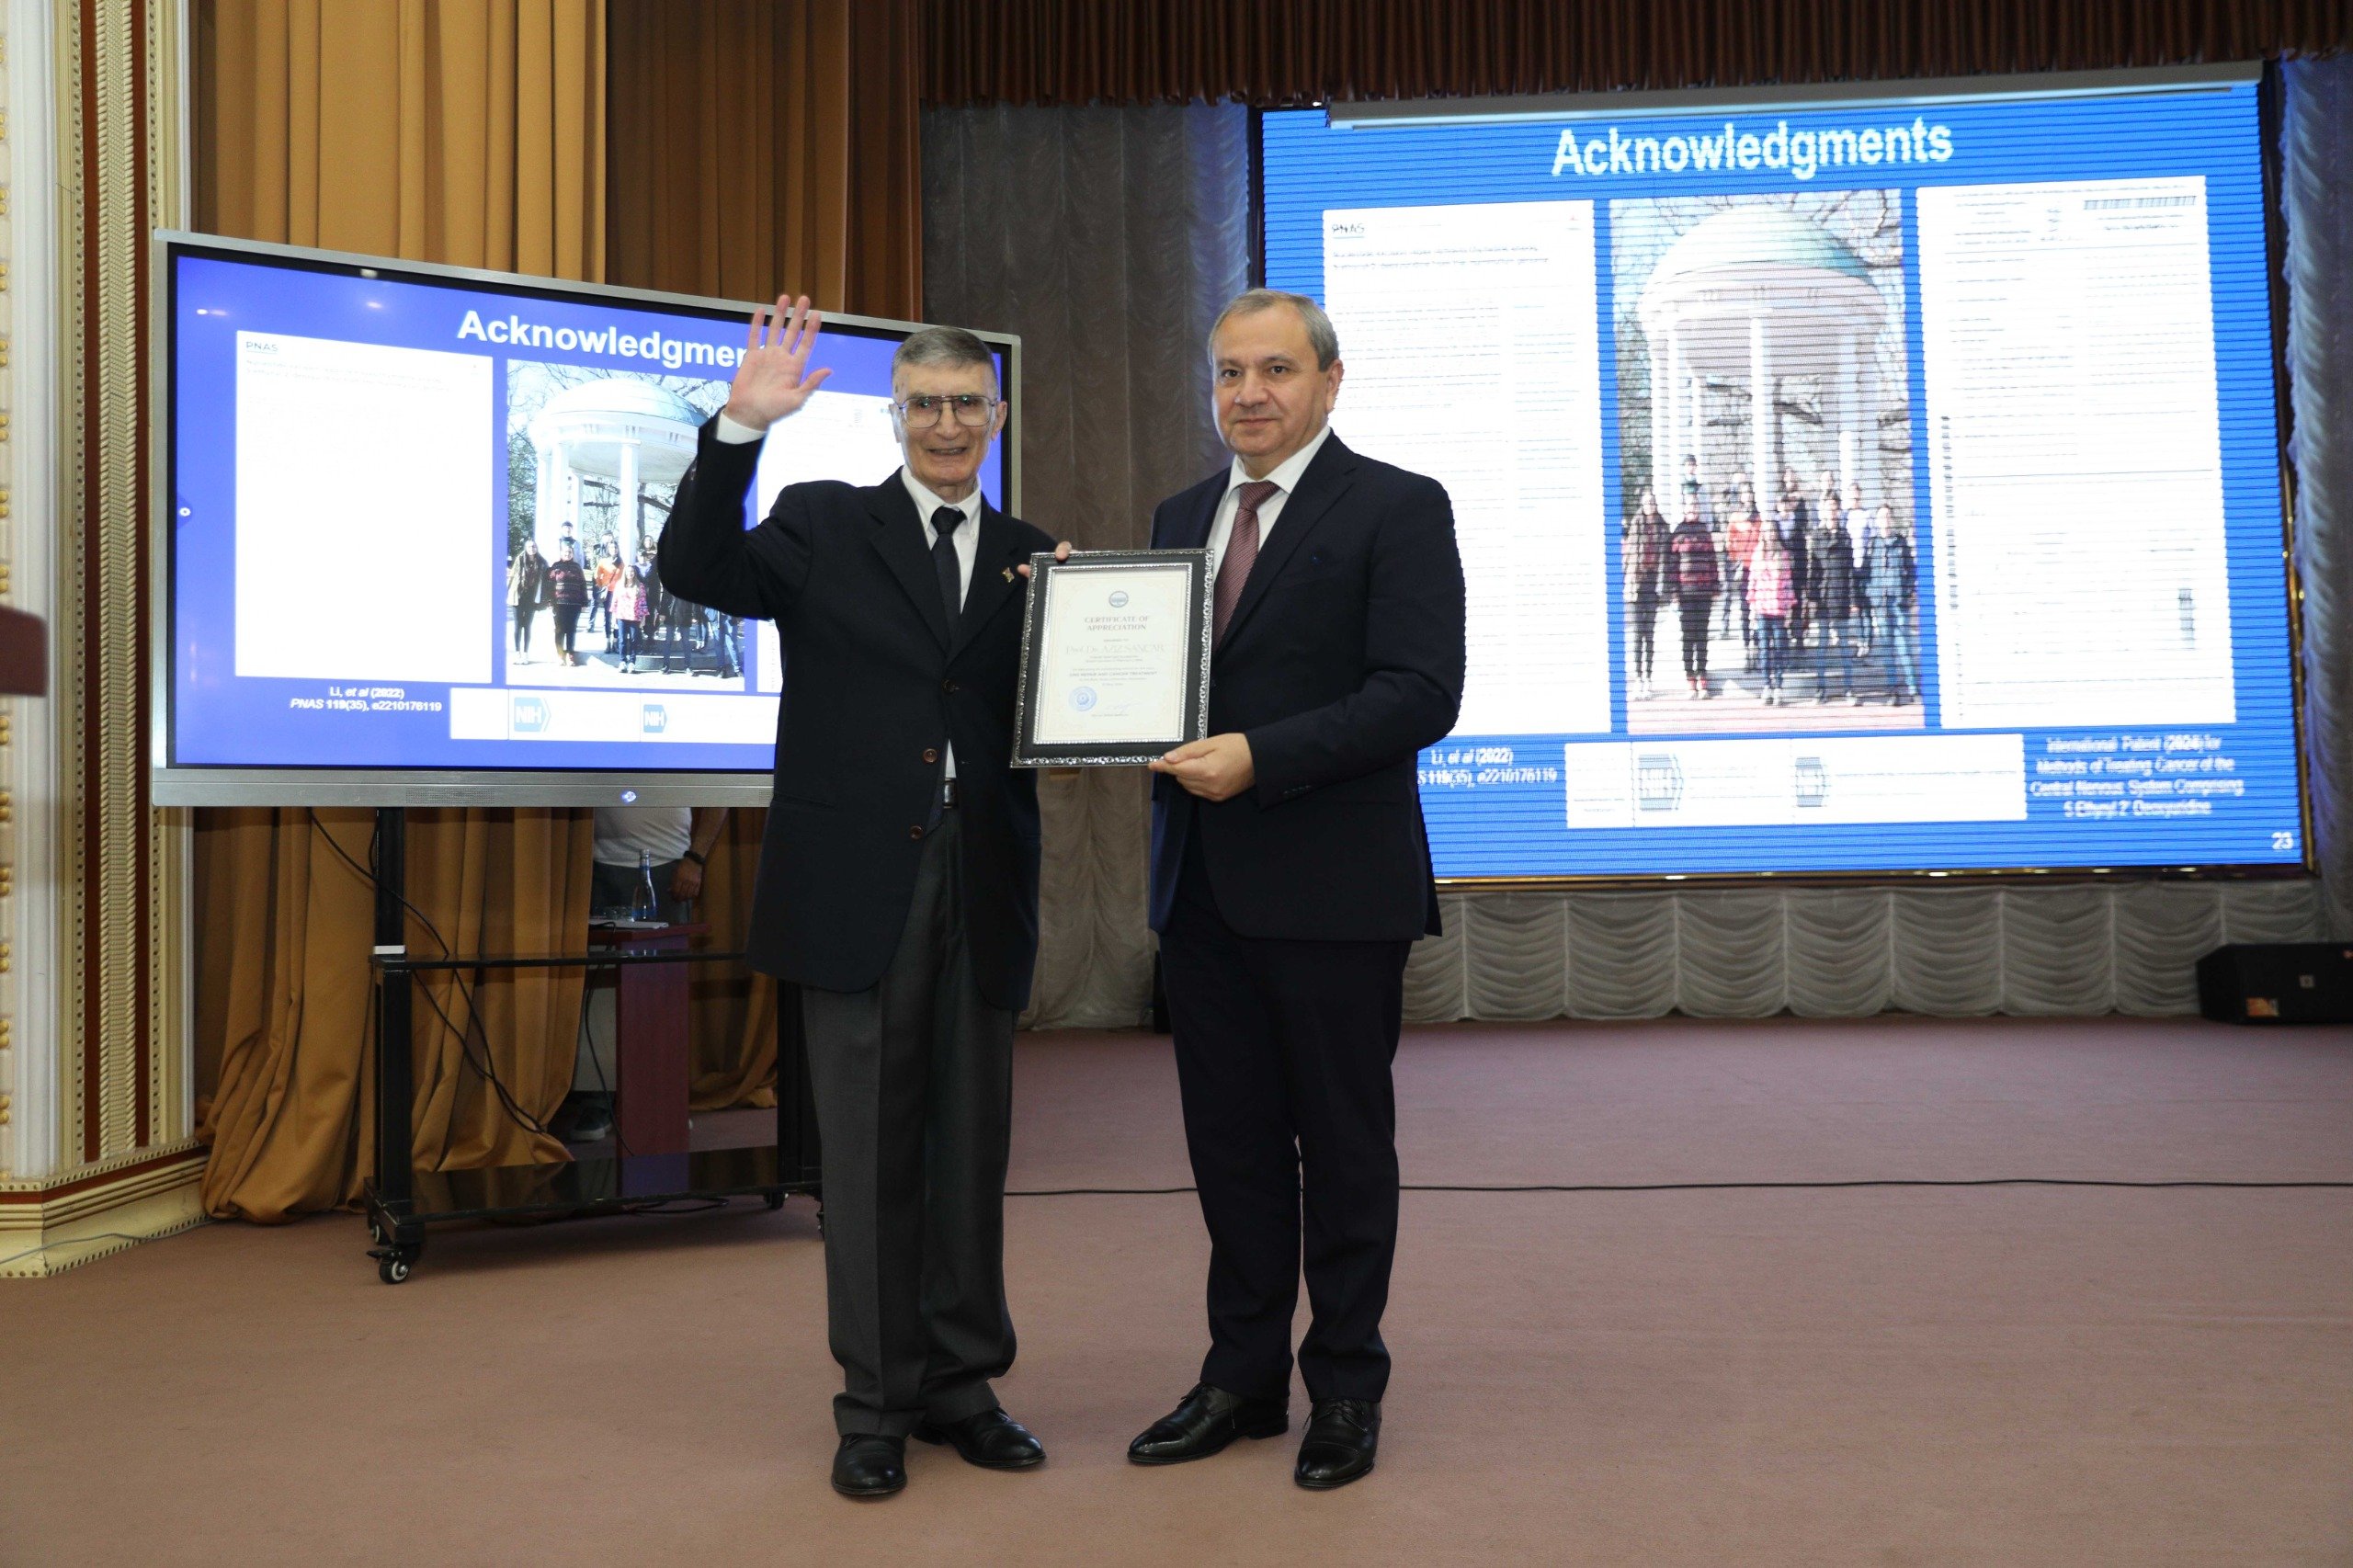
[0,0,197,1272]
[0,0,62,1189]
[0,1145,203,1275]
[68,0,192,1161]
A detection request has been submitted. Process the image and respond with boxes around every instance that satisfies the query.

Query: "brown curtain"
[191,0,607,1222]
[607,0,922,312]
[923,0,2353,107]
[607,0,926,1106]
[199,0,604,275]
[686,808,778,1112]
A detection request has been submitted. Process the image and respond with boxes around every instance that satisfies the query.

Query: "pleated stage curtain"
[684,808,779,1114]
[604,0,926,1101]
[190,0,606,1221]
[2284,55,2353,940]
[921,0,2353,108]
[605,0,923,312]
[918,62,2353,1026]
[921,104,1250,1028]
[198,0,604,277]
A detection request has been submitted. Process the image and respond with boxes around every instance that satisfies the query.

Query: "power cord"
[479,1196,726,1226]
[1004,1177,2353,1197]
[0,1221,215,1273]
[356,812,557,1139]
[575,987,637,1160]
[307,810,555,1142]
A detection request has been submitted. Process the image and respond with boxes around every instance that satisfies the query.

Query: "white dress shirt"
[715,411,980,779]
[1205,422,1335,580]
[900,472,982,781]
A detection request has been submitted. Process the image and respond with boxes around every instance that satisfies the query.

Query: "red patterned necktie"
[1213,480,1279,645]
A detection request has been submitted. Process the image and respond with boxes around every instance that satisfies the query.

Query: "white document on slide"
[233,331,492,685]
[1322,199,1610,738]
[748,389,903,692]
[1918,176,2235,729]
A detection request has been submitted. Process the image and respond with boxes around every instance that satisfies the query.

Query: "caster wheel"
[368,1219,386,1244]
[378,1254,412,1285]
[763,1190,786,1211]
[815,1206,826,1238]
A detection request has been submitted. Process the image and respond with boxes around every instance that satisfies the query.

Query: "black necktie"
[930,506,964,626]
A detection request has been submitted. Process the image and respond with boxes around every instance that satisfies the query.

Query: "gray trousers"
[799,809,1018,1437]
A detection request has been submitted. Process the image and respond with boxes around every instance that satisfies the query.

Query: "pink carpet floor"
[6,1016,2350,1565]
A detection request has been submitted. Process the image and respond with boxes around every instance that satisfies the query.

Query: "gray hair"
[892,325,998,392]
[1208,289,1340,370]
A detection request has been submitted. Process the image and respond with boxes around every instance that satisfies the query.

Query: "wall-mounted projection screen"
[149,233,1018,806]
[1260,64,2304,880]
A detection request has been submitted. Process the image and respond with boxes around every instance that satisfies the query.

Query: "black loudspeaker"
[2196,943,2353,1024]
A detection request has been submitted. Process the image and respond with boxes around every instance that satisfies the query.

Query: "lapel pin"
[1002,566,1016,583]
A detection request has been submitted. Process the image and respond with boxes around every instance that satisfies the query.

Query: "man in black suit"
[1126,290,1466,1490]
[660,298,1062,1500]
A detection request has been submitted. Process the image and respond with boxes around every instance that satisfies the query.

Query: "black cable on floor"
[308,810,557,1142]
[1004,1177,2353,1197]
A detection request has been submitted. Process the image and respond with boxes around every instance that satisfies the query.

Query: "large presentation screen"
[1262,67,2302,879]
[154,236,1011,802]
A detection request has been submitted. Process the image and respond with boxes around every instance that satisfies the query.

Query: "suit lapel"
[1219,435,1358,650]
[950,504,1027,657]
[1168,473,1222,551]
[867,473,951,651]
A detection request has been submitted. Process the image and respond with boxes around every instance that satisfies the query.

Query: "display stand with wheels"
[359,806,821,1283]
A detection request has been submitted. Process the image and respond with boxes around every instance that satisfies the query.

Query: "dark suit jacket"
[659,416,1054,1011]
[1148,434,1466,942]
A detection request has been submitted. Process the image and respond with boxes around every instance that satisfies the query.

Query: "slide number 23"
[2272,831,2299,852]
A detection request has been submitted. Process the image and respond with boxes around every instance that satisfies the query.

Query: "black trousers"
[1159,831,1409,1404]
[1678,597,1713,679]
[1630,592,1661,680]
[799,810,1017,1436]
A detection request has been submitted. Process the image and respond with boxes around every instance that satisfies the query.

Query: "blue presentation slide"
[166,249,1004,776]
[1262,76,2302,876]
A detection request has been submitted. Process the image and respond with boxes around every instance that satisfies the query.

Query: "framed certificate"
[1012,549,1212,767]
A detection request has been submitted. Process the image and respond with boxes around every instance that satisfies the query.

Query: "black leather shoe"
[912,1407,1045,1471]
[1128,1383,1289,1465]
[1294,1398,1381,1490]
[830,1434,907,1498]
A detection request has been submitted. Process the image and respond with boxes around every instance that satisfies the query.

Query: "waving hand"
[722,294,832,432]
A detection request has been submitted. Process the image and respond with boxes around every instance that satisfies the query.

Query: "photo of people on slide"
[1612,190,1924,735]
[502,359,745,691]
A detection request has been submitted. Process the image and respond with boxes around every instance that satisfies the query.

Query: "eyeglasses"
[895,392,998,429]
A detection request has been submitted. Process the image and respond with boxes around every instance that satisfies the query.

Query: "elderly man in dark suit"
[661,298,1063,1501]
[1127,289,1467,1490]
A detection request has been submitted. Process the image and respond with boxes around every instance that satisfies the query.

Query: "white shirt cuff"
[714,412,766,445]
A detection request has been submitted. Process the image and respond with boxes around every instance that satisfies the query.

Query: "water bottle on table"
[631,850,661,922]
